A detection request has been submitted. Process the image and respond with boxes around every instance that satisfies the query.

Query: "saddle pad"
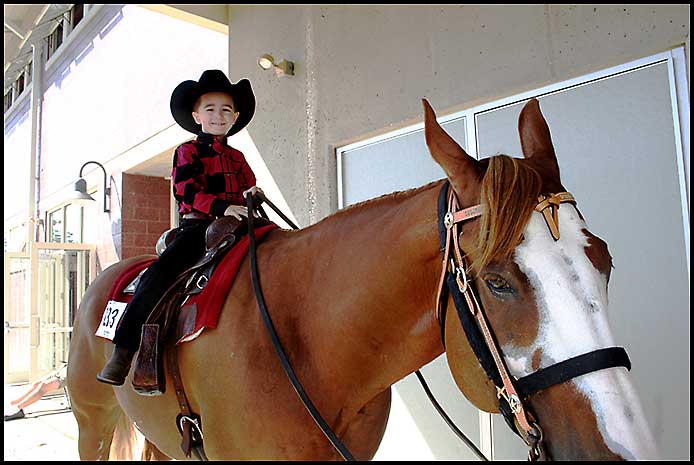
[104,223,278,343]
[178,223,277,343]
[109,257,157,303]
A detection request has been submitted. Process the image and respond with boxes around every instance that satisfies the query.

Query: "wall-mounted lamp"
[257,53,294,77]
[69,161,111,213]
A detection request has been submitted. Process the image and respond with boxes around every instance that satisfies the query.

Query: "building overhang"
[137,4,228,34]
[3,4,73,95]
[3,4,228,97]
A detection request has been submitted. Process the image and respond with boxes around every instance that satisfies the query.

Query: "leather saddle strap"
[167,345,207,460]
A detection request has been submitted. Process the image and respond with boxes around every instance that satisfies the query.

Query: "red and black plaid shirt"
[172,132,256,218]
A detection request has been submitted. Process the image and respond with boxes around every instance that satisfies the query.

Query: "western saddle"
[124,215,271,396]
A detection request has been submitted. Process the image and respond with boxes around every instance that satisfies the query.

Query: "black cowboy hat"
[170,69,255,137]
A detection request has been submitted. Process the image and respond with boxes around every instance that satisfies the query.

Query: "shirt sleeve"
[172,143,229,217]
[236,149,257,194]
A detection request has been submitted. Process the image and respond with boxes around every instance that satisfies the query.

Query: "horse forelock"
[471,155,543,272]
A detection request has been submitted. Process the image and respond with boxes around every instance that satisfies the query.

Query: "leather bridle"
[434,181,632,460]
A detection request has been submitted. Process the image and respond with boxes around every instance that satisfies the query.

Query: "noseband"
[435,181,631,460]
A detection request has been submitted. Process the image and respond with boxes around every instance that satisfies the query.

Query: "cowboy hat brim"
[170,70,255,137]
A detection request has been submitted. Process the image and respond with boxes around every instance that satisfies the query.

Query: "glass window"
[4,222,27,252]
[72,4,84,29]
[16,74,24,95]
[46,22,64,61]
[48,198,96,244]
[4,91,13,112]
[82,196,97,244]
[65,203,83,243]
[48,208,64,243]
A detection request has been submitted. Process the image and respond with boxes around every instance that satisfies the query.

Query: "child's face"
[192,92,239,136]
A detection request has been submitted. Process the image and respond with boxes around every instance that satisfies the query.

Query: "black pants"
[112,219,212,351]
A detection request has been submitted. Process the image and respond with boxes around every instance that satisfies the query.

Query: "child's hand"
[223,205,249,220]
[243,186,264,198]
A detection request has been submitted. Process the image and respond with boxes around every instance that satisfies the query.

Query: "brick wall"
[120,173,172,259]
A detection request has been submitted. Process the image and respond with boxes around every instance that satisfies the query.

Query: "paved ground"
[3,381,431,461]
[4,383,80,461]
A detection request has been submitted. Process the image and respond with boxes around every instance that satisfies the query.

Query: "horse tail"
[108,409,142,460]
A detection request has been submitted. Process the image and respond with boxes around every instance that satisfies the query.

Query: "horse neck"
[296,181,445,402]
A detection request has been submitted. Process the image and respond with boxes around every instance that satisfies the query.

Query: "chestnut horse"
[66,98,658,460]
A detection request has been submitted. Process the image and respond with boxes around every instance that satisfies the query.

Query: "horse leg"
[66,260,142,460]
[68,386,124,460]
[141,439,172,461]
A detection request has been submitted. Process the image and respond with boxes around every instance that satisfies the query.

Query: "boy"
[97,70,259,385]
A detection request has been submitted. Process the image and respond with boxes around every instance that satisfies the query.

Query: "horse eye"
[484,275,514,296]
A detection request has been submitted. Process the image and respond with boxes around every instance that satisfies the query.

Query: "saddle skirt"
[103,223,278,345]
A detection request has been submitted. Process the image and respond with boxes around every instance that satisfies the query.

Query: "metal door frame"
[30,241,96,381]
[4,251,31,383]
[5,242,97,382]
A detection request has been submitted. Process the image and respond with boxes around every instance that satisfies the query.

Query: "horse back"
[175,229,393,459]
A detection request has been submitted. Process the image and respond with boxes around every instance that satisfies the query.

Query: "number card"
[95,300,128,340]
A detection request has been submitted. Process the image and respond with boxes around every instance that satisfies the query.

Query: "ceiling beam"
[17,4,51,51]
[4,17,27,40]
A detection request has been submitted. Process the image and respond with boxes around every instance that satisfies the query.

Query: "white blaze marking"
[506,206,658,459]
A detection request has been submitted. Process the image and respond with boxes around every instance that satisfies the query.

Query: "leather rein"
[239,183,631,461]
[434,181,632,460]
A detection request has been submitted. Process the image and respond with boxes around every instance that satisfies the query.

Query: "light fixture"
[257,53,295,77]
[69,161,112,213]
[258,54,274,70]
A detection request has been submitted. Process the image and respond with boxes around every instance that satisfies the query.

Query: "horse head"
[422,98,658,460]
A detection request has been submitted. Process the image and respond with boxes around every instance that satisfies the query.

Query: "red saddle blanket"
[106,223,278,344]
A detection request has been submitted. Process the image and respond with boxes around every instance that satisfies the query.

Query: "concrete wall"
[227,4,689,227]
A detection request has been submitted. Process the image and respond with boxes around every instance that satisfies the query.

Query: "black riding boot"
[96,346,136,386]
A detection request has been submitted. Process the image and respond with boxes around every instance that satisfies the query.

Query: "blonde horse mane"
[471,155,543,272]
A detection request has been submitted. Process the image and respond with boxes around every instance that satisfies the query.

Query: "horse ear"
[518,98,561,181]
[423,99,482,198]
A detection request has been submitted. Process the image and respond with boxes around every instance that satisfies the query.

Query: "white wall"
[3,95,32,222]
[38,5,228,202]
[227,5,689,227]
[3,4,229,232]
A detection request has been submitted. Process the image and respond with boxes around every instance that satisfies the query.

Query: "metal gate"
[4,242,95,383]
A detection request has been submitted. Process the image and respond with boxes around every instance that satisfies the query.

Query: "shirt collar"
[196,131,228,150]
